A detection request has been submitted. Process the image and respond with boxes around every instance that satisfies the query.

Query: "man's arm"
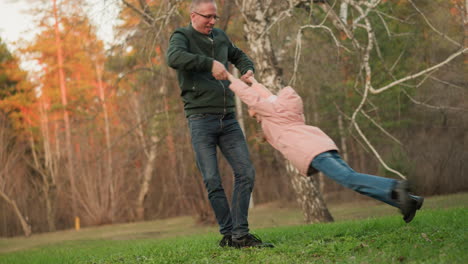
[167,31,229,80]
[225,33,255,77]
[166,32,213,72]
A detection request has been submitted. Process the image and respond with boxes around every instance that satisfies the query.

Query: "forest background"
[0,0,466,237]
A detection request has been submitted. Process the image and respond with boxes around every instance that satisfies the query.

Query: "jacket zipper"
[208,36,227,116]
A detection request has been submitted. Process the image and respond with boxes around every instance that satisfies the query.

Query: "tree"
[52,0,77,221]
[234,0,334,223]
[0,38,33,237]
[22,0,119,227]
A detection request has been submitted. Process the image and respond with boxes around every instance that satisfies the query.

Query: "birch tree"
[235,0,334,223]
[116,0,189,220]
[235,0,467,222]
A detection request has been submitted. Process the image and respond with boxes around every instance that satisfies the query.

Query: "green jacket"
[166,24,255,117]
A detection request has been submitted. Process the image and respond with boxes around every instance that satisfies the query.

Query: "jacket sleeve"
[166,32,213,72]
[229,80,275,115]
[225,33,255,75]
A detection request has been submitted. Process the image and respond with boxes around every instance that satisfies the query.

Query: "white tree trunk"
[132,92,160,220]
[38,101,58,231]
[136,135,158,220]
[233,68,254,209]
[95,62,115,221]
[237,0,333,222]
[287,163,333,223]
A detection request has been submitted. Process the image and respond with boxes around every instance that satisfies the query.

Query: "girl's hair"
[190,0,216,12]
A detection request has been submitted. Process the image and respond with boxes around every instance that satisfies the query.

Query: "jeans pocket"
[188,114,208,121]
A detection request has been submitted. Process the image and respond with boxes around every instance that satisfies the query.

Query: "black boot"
[232,233,274,248]
[393,181,423,223]
[219,234,233,247]
[403,196,424,223]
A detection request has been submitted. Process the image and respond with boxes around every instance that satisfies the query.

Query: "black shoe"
[219,234,233,247]
[403,196,424,223]
[232,233,274,248]
[394,181,412,217]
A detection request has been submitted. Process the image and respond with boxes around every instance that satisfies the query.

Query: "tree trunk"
[237,0,284,90]
[135,136,158,220]
[0,190,31,237]
[238,0,333,222]
[233,68,254,208]
[95,62,115,221]
[53,0,77,219]
[464,0,467,64]
[287,163,334,223]
[132,91,160,220]
[26,101,58,232]
[163,94,190,212]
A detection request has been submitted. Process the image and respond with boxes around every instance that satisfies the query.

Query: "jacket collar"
[189,23,215,38]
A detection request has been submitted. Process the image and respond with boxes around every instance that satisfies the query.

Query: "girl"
[227,73,423,223]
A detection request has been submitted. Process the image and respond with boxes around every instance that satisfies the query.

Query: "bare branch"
[318,1,356,42]
[370,47,468,94]
[258,8,292,40]
[390,49,406,73]
[353,0,381,27]
[346,0,408,179]
[121,0,154,26]
[429,76,466,90]
[352,118,407,179]
[402,89,468,112]
[408,0,463,48]
[360,110,403,145]
[290,24,349,85]
[376,11,391,37]
[414,69,436,88]
[374,10,415,25]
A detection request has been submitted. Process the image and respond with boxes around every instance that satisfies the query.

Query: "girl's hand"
[240,70,254,83]
[247,76,258,84]
[227,72,236,82]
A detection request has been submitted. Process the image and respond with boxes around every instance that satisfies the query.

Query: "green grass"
[0,193,467,263]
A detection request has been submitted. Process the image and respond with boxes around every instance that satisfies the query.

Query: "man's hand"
[227,72,245,88]
[240,70,254,84]
[212,60,228,80]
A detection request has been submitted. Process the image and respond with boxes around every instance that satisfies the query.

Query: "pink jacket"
[229,78,338,175]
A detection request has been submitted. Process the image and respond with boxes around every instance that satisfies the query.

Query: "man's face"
[190,2,218,35]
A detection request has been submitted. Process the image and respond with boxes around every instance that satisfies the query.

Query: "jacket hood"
[275,86,304,116]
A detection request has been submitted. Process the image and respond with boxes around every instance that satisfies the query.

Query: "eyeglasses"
[193,11,220,20]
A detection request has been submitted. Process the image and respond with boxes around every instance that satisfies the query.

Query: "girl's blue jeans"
[311,150,401,207]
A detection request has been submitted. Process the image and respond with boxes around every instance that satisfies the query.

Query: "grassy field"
[0,193,467,263]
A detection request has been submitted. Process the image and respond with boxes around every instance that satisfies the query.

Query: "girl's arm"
[227,73,263,107]
[227,73,276,116]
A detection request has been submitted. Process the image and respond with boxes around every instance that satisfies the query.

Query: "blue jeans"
[188,113,255,239]
[311,151,399,207]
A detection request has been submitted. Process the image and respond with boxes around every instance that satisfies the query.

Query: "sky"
[0,0,35,47]
[0,0,121,51]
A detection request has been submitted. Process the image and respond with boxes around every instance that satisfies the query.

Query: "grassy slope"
[0,193,467,263]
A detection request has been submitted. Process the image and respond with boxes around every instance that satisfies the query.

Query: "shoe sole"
[416,197,424,210]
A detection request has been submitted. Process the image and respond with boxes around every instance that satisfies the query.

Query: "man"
[166,0,271,248]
